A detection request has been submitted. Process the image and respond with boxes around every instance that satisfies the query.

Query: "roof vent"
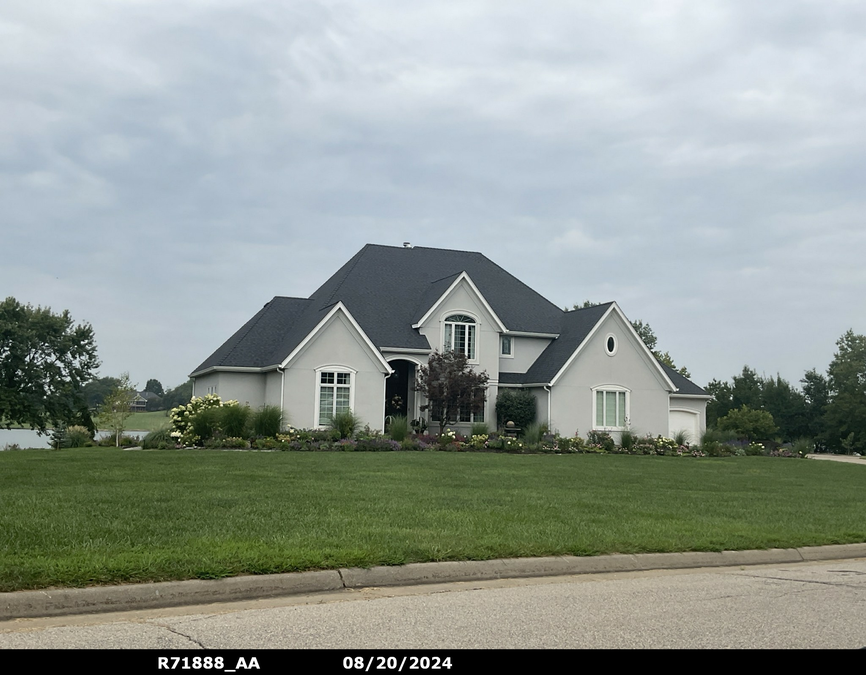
[403,242,413,248]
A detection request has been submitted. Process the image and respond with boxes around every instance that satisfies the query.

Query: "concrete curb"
[3,543,865,621]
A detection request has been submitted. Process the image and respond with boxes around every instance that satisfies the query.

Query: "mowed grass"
[100,410,171,433]
[4,410,171,433]
[1,449,864,592]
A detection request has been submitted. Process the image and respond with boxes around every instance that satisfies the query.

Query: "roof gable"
[412,271,508,333]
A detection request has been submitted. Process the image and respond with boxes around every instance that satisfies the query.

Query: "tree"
[801,368,830,447]
[495,389,537,429]
[144,379,164,397]
[162,380,193,410]
[97,373,136,447]
[717,405,778,442]
[0,297,99,433]
[415,351,489,436]
[705,378,734,427]
[823,330,866,454]
[80,376,121,408]
[761,375,809,442]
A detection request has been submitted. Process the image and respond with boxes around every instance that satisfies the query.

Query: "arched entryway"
[385,358,418,425]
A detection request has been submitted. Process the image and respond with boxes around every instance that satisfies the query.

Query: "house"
[190,244,710,442]
[129,392,148,413]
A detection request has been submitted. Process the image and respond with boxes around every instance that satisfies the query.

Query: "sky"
[2,0,865,393]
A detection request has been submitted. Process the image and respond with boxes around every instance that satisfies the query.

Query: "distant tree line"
[707,330,866,454]
[80,377,193,412]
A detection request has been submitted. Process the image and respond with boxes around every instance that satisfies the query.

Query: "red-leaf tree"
[415,350,489,436]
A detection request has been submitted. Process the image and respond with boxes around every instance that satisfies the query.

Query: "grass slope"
[4,410,171,433]
[1,450,864,592]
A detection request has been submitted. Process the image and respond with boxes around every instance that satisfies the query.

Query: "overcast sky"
[2,0,864,393]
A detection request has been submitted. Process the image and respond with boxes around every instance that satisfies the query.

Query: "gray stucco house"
[191,244,710,441]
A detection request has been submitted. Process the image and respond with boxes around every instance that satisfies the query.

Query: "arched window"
[444,314,476,359]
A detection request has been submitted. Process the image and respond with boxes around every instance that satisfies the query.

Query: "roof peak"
[364,243,485,256]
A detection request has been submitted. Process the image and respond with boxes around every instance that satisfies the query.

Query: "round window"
[605,334,617,355]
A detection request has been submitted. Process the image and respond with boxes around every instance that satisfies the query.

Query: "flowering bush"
[470,434,489,449]
[170,394,239,446]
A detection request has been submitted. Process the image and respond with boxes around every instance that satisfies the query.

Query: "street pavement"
[2,557,864,650]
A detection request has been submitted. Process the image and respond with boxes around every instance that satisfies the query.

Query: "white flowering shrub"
[169,394,239,446]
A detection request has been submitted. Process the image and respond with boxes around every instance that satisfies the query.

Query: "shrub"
[329,410,361,440]
[619,429,638,452]
[672,429,691,447]
[170,394,234,446]
[792,438,814,456]
[470,422,490,436]
[746,441,765,456]
[495,389,537,430]
[142,427,175,449]
[522,421,549,448]
[355,437,401,452]
[586,430,615,453]
[66,425,94,448]
[387,415,410,442]
[191,406,222,444]
[718,405,778,442]
[204,437,250,449]
[253,405,283,438]
[401,438,423,451]
[221,404,252,438]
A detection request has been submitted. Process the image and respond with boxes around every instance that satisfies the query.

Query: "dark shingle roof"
[193,297,313,372]
[193,244,564,374]
[661,363,710,396]
[193,249,710,398]
[505,303,614,384]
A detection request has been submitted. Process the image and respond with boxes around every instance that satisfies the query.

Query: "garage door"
[669,410,700,444]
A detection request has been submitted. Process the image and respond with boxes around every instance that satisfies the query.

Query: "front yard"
[0,449,863,592]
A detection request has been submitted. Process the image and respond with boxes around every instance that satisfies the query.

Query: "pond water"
[0,428,149,449]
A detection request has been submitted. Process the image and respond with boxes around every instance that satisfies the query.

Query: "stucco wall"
[499,336,553,374]
[282,310,389,431]
[416,278,501,425]
[550,310,672,439]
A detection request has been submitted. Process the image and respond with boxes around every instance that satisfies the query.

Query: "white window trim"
[441,311,480,363]
[429,386,487,424]
[604,333,618,356]
[314,365,357,428]
[500,335,514,359]
[591,385,630,431]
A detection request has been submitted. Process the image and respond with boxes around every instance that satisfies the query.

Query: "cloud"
[1,1,864,388]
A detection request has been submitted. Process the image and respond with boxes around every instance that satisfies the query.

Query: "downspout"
[544,385,551,430]
[278,366,285,430]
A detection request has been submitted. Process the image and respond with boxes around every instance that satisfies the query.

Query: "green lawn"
[4,410,171,433]
[104,410,171,432]
[1,450,864,592]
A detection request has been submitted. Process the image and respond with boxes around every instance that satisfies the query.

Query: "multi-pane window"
[500,336,512,356]
[318,371,351,426]
[429,389,486,424]
[595,390,627,429]
[444,314,476,359]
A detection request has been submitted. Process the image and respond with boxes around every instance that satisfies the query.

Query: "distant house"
[191,244,710,441]
[129,393,148,413]
[130,391,161,412]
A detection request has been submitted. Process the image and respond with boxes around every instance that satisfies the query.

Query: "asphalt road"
[2,558,864,650]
